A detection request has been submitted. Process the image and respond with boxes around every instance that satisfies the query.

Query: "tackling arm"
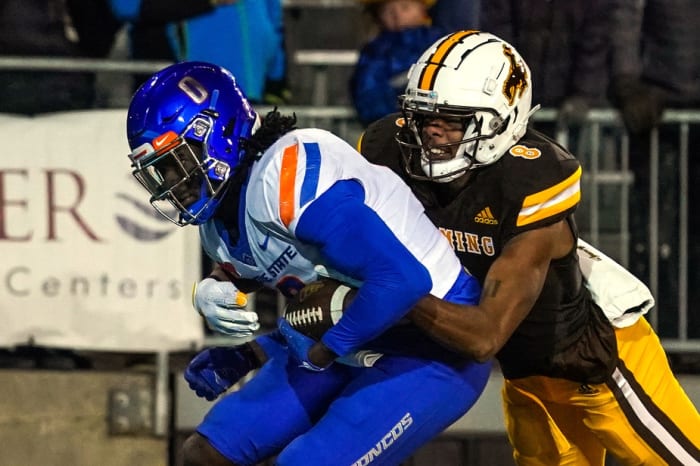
[410,220,573,361]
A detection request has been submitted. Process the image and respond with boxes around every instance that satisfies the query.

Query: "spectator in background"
[0,0,119,115]
[609,0,700,335]
[429,0,479,32]
[109,0,291,104]
[349,0,446,127]
[480,0,610,134]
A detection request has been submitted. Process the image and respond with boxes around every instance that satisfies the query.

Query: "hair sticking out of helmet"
[396,30,535,183]
[126,61,260,226]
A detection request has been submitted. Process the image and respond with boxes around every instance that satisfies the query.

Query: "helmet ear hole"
[489,116,504,131]
[223,117,236,138]
[494,115,512,136]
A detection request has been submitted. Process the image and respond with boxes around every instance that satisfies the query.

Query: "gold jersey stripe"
[517,166,582,227]
[418,30,478,90]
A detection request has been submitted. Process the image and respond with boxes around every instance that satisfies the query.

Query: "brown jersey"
[359,113,617,383]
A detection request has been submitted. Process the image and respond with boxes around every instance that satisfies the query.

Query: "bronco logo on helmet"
[502,45,529,106]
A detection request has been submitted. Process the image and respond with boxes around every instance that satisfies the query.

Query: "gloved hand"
[610,75,667,134]
[184,344,262,401]
[193,277,260,336]
[557,95,590,127]
[278,318,334,371]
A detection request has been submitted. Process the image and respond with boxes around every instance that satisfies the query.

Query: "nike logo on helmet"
[152,131,178,150]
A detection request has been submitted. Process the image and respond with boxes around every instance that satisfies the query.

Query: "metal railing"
[541,109,699,347]
[0,56,172,74]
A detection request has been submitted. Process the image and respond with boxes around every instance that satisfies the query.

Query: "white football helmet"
[397,30,535,182]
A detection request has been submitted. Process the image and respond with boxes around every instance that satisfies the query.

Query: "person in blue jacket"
[350,0,447,126]
[109,0,289,103]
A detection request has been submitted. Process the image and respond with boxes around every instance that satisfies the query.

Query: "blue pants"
[196,337,491,465]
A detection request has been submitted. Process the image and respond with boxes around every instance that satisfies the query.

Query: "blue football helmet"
[127,61,260,226]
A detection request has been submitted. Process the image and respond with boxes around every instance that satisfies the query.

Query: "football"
[283,277,357,340]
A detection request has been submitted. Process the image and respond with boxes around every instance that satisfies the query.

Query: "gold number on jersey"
[509,144,542,159]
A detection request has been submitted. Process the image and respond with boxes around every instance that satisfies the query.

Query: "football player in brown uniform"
[358,30,700,466]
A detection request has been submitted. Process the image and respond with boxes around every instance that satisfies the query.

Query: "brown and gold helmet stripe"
[416,30,479,91]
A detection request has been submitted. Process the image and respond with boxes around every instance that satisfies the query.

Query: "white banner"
[0,110,204,351]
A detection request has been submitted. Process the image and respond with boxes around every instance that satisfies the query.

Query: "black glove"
[610,75,667,134]
[557,95,590,128]
[263,78,292,105]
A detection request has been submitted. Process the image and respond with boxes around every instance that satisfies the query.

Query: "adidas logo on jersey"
[474,207,498,225]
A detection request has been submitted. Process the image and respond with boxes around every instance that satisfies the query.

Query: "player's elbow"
[467,331,508,362]
[397,263,433,304]
[439,334,499,362]
[469,339,500,362]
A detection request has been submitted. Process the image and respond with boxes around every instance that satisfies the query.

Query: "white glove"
[192,278,260,336]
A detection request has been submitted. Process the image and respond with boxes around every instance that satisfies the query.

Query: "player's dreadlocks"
[245,108,298,156]
[228,108,297,187]
[214,109,298,229]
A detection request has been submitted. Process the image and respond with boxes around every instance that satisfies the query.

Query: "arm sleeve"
[295,180,432,356]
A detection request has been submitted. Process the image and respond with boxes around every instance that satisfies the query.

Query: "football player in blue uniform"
[358,31,700,465]
[125,61,491,465]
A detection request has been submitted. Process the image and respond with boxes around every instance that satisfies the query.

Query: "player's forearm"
[409,295,500,362]
[410,262,545,362]
[308,342,338,368]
